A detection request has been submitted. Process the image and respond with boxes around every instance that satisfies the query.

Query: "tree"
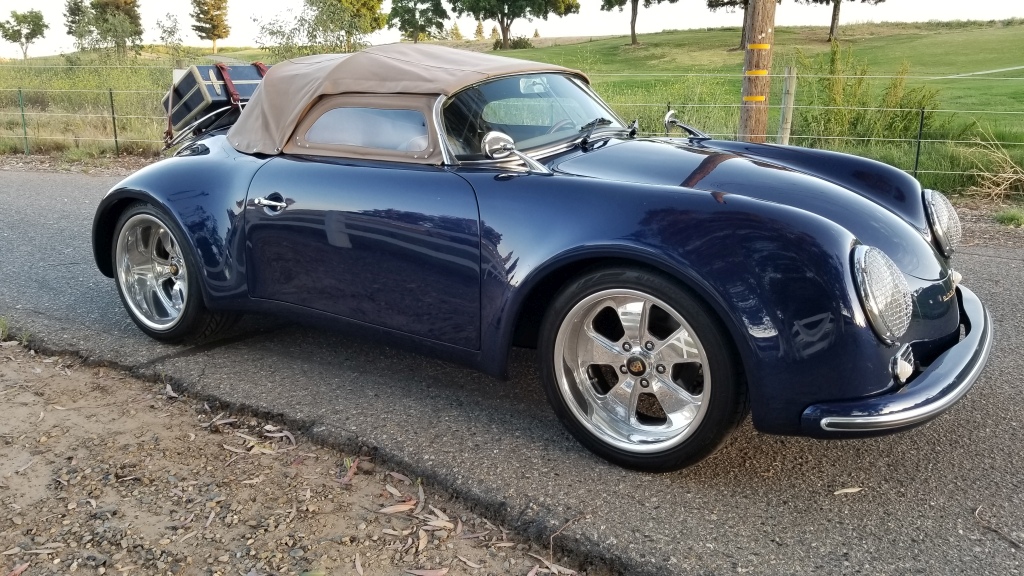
[156,13,183,60]
[257,0,383,58]
[474,19,484,39]
[64,0,93,50]
[797,0,884,42]
[0,10,48,60]
[450,0,579,50]
[388,0,448,43]
[532,27,539,37]
[601,0,677,46]
[489,24,499,40]
[450,22,464,40]
[90,0,143,57]
[190,0,230,54]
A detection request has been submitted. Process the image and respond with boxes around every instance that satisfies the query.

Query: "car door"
[243,99,481,350]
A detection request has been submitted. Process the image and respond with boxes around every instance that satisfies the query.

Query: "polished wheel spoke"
[654,326,702,364]
[580,326,626,367]
[606,296,650,345]
[601,377,640,430]
[652,375,699,423]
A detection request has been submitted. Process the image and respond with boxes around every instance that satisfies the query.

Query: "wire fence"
[0,68,1022,193]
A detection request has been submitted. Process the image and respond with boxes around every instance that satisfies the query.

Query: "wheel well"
[93,197,140,277]
[512,257,671,349]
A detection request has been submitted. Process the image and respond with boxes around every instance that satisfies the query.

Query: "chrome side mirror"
[480,131,552,175]
[482,131,515,160]
[663,110,711,140]
[664,110,680,135]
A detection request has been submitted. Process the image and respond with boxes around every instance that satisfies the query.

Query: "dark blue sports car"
[91,44,992,471]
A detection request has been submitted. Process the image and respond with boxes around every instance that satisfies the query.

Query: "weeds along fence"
[0,63,1022,195]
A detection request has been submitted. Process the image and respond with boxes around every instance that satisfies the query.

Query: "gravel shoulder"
[0,342,589,576]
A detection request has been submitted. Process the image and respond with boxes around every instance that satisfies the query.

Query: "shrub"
[492,36,533,51]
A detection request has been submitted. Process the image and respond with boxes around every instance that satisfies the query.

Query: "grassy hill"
[1,19,1022,195]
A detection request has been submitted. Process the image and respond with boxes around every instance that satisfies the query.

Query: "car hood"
[552,138,945,280]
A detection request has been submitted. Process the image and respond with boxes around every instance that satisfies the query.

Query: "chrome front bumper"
[801,285,993,436]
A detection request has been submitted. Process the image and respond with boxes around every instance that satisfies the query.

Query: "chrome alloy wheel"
[553,289,710,453]
[115,214,189,331]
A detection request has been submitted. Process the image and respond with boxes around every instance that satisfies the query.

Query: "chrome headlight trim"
[923,189,962,257]
[853,245,914,345]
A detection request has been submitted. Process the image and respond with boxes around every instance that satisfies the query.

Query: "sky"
[0,0,1021,60]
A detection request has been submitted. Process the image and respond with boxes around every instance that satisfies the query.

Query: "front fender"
[459,170,893,435]
[707,140,930,234]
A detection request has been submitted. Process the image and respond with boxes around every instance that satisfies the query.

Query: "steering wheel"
[546,119,575,135]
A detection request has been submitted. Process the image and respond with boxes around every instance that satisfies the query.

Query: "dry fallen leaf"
[404,569,449,576]
[164,384,178,398]
[379,501,416,514]
[427,520,454,530]
[389,471,411,484]
[223,444,247,454]
[834,487,864,495]
[355,552,363,576]
[457,556,482,569]
[417,529,428,553]
[428,505,449,522]
[527,567,540,576]
[385,484,403,498]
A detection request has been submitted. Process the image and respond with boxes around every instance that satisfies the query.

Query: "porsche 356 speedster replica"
[91,45,993,471]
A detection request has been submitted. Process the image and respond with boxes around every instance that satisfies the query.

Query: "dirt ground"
[0,342,585,576]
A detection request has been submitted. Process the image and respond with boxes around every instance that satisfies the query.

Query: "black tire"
[538,266,747,472]
[111,202,237,343]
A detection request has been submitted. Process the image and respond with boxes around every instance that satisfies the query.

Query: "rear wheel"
[538,266,746,472]
[112,202,236,343]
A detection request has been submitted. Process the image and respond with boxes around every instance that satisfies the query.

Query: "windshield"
[442,73,623,160]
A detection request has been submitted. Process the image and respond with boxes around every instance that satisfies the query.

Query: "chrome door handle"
[254,197,287,210]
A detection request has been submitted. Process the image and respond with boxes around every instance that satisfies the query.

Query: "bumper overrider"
[801,286,992,438]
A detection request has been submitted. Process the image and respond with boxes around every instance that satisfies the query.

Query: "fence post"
[108,88,120,156]
[18,88,29,155]
[913,107,925,178]
[777,66,797,145]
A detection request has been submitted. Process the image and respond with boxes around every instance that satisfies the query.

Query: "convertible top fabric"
[227,43,587,158]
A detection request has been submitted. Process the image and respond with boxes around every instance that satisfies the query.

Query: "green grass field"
[1,19,1022,195]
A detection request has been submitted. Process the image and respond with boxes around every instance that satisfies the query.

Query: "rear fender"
[91,135,266,308]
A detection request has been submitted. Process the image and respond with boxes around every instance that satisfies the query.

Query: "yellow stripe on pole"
[745,69,769,76]
[743,95,766,102]
[747,43,771,50]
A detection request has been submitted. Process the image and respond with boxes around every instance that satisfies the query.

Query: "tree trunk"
[21,45,28,60]
[630,0,639,45]
[739,0,751,50]
[500,16,511,50]
[212,38,218,54]
[828,0,842,42]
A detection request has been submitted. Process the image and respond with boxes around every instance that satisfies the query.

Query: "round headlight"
[853,245,913,345]
[924,189,961,257]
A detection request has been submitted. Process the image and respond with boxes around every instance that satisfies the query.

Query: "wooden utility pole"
[738,0,778,143]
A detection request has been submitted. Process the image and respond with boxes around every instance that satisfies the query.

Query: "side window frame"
[284,94,440,163]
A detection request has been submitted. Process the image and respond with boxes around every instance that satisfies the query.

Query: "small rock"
[12,516,22,525]
[356,461,376,474]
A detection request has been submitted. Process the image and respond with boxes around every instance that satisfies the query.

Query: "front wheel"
[538,267,747,472]
[112,202,236,343]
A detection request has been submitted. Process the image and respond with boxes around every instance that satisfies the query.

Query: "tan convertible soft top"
[227,43,588,158]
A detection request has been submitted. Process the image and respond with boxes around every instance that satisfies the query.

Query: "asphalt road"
[1,170,1022,575]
